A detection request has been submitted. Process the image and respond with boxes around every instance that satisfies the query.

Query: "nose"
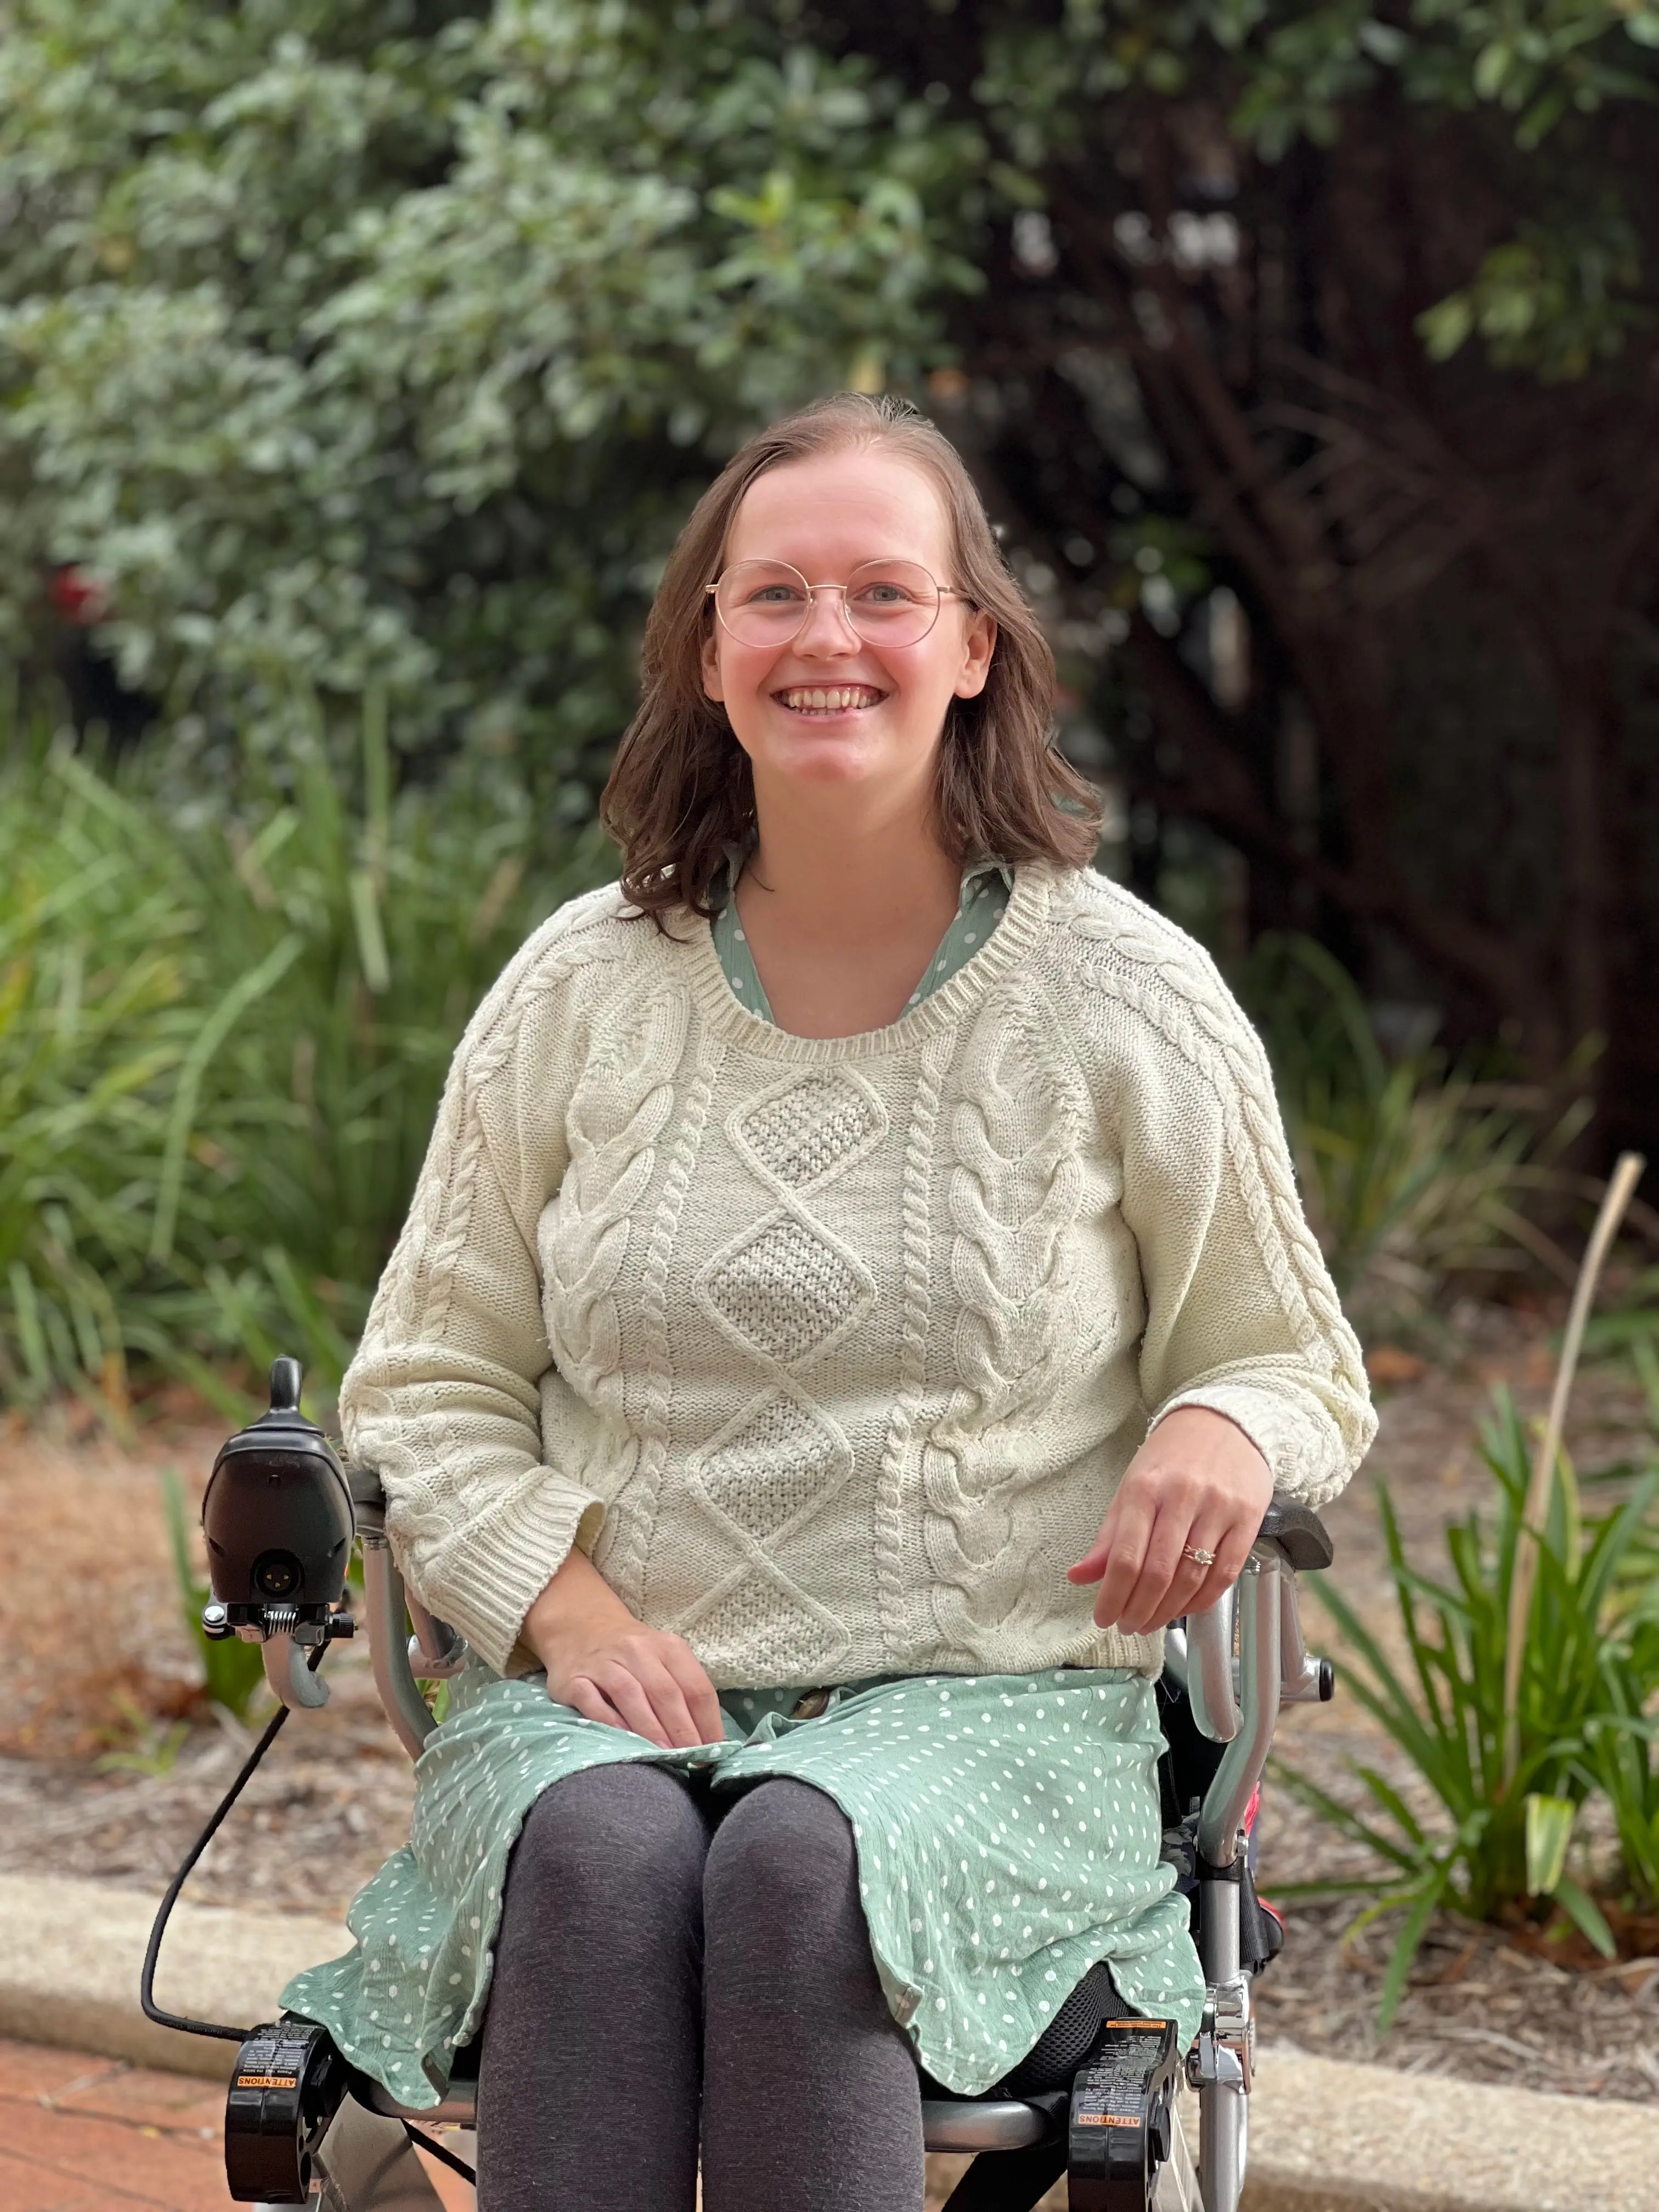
[793,585,860,656]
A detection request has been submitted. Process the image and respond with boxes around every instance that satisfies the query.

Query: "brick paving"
[0,2036,473,2210]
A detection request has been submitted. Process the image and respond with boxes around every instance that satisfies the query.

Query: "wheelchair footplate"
[1066,2015,1181,2211]
[225,2021,347,2203]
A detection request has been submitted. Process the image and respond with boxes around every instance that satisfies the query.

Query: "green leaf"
[1378,1866,1453,2032]
[150,932,305,1263]
[1551,1875,1617,1959]
[1523,1793,1576,1895]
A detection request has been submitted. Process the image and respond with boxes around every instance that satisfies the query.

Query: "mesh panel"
[997,1960,1119,2094]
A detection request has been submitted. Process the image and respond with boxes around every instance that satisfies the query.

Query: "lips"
[774,684,885,714]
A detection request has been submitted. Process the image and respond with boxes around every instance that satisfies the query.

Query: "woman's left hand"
[1066,1406,1274,1636]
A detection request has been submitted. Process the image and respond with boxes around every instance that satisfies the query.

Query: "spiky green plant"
[1275,1389,1658,2023]
[0,701,608,1414]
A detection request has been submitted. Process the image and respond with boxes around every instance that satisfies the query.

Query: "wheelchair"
[154,1361,1336,2212]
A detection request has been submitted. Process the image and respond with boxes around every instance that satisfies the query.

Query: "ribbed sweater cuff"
[417,1475,606,1677]
[1151,1382,1340,1506]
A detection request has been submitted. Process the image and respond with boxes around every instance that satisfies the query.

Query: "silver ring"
[1182,1544,1217,1569]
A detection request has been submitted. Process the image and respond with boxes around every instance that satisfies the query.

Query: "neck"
[743,774,961,941]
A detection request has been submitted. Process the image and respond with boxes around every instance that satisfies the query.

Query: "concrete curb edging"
[0,1872,344,2084]
[1,1874,1651,2209]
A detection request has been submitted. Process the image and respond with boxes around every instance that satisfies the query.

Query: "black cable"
[403,2123,478,2185]
[140,1646,323,2042]
[143,1635,481,2192]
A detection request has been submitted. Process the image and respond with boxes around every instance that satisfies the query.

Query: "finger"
[592,1663,673,1747]
[1068,1494,1125,1584]
[1184,1519,1260,1621]
[1121,1544,1205,1638]
[563,1677,631,1733]
[663,1642,725,1744]
[1068,1506,1121,1585]
[1131,1537,1214,1636]
[1115,1505,1197,1637]
[1091,1489,1158,1628]
[633,1657,704,1750]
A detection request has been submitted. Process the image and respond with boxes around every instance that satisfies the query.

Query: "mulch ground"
[3,1302,1656,2107]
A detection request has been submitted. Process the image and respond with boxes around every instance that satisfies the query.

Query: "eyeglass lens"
[714,559,943,648]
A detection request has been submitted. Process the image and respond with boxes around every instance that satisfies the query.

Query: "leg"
[702,1778,925,2212]
[476,1762,707,2212]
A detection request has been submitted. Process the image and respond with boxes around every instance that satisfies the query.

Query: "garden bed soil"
[2,1304,1655,2103]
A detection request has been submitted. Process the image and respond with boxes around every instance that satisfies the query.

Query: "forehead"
[724,445,953,572]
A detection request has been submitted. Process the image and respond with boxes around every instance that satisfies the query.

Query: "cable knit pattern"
[922,994,1093,1667]
[673,1069,887,1676]
[539,988,687,1407]
[339,867,1375,1684]
[872,1029,953,1661]
[599,1033,720,1614]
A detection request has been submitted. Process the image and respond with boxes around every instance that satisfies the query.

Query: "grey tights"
[476,1764,927,2212]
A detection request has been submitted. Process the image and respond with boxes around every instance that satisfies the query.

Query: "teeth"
[781,686,879,711]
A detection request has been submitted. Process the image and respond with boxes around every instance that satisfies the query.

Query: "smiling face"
[700,444,997,816]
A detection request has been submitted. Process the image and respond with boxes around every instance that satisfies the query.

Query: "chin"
[757,731,893,785]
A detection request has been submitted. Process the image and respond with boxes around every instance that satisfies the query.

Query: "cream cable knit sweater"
[339,865,1374,1685]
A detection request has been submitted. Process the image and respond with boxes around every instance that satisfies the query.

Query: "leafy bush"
[1278,1389,1659,2021]
[0,0,980,784]
[1244,934,1586,1327]
[0,707,608,1414]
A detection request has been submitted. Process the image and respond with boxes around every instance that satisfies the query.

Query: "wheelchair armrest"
[1257,1493,1334,1572]
[346,1462,386,1516]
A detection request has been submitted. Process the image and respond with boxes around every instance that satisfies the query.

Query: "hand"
[1066,1407,1273,1637]
[522,1545,724,1748]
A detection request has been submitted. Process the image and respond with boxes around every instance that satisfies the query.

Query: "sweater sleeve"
[337,923,610,1674]
[1096,924,1375,1508]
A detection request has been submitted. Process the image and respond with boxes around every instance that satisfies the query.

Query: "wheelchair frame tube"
[1196,1875,1246,2212]
[1196,1549,1281,1868]
[1193,1546,1281,2212]
[360,1528,437,1761]
[1185,1589,1239,1745]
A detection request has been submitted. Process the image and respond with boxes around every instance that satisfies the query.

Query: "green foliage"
[973,2,1655,361]
[0,705,608,1413]
[1277,1390,1659,2021]
[94,1701,193,1777]
[1,0,1651,789]
[1417,207,1645,379]
[0,1,984,777]
[1242,935,1583,1325]
[1585,1271,1659,1358]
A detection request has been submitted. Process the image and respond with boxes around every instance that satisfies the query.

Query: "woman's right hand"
[521,1544,724,1748]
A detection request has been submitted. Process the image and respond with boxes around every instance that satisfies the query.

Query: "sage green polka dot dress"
[281,858,1206,2103]
[281,1666,1205,2106]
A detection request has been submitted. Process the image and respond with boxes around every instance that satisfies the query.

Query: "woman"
[285,393,1374,2211]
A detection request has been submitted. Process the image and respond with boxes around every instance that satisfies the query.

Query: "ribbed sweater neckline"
[679,865,1056,1063]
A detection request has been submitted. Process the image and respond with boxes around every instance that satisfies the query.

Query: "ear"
[953,609,997,701]
[701,627,725,704]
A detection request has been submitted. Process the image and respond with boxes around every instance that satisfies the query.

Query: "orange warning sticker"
[236,2075,300,2090]
[1104,2019,1169,2029]
[1075,2113,1141,2126]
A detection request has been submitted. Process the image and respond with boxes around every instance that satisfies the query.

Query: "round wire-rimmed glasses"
[707,558,968,650]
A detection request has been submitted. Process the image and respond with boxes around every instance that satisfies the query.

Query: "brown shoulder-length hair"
[600,391,1101,921]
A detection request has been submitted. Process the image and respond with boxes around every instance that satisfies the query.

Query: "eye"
[851,579,919,607]
[746,582,806,606]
